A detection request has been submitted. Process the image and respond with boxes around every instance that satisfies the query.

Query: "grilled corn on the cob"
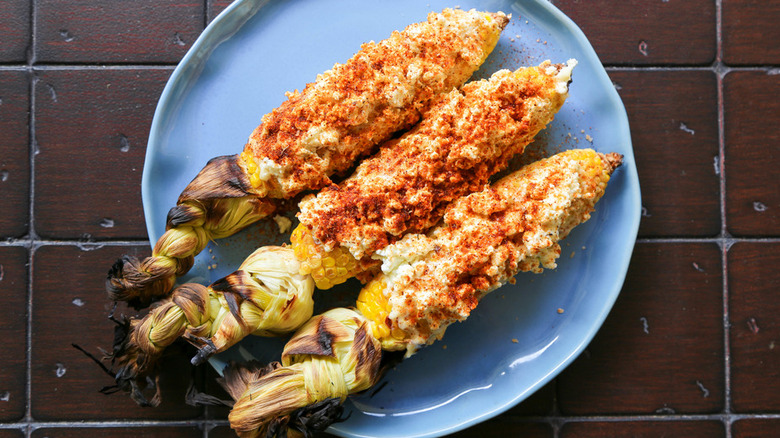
[222,149,622,435]
[106,8,510,308]
[363,149,621,353]
[296,60,576,288]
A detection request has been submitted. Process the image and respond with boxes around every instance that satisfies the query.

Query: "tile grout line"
[11,411,780,431]
[0,63,778,71]
[24,0,38,438]
[24,0,39,436]
[714,1,734,437]
[4,236,780,247]
[13,411,780,431]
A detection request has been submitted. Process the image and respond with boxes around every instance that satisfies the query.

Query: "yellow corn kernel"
[477,13,502,64]
[310,270,325,282]
[289,224,360,289]
[240,150,262,189]
[314,275,332,290]
[391,327,407,340]
[560,149,612,189]
[375,323,391,341]
[249,173,261,189]
[356,277,408,344]
[357,278,388,340]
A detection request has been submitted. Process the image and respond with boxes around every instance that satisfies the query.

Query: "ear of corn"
[106,7,509,309]
[374,148,622,353]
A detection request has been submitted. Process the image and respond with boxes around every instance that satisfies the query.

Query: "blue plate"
[142,1,641,436]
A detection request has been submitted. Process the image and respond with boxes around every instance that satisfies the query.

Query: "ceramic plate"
[142,0,641,436]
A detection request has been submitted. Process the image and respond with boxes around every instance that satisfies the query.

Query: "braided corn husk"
[226,308,381,437]
[110,246,314,399]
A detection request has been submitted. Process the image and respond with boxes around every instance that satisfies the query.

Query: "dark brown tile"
[207,0,236,23]
[31,245,202,421]
[0,70,30,237]
[724,71,780,236]
[729,242,780,412]
[35,0,204,63]
[203,364,231,421]
[609,70,720,237]
[451,421,552,438]
[209,425,335,437]
[557,242,724,415]
[561,420,725,437]
[206,427,234,438]
[31,427,203,438]
[0,0,30,62]
[554,0,716,65]
[723,0,780,65]
[0,431,25,438]
[0,246,29,421]
[505,381,555,416]
[733,418,780,437]
[34,69,170,240]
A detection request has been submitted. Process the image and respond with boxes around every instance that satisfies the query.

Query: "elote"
[108,60,577,395]
[221,149,623,436]
[293,59,577,289]
[106,8,510,309]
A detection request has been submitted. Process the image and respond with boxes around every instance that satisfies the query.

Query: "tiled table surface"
[1,0,779,437]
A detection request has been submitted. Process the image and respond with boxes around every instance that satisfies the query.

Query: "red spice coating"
[243,9,509,199]
[298,62,572,263]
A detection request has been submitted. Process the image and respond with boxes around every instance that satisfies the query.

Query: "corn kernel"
[391,327,408,340]
[290,224,360,289]
[249,174,261,188]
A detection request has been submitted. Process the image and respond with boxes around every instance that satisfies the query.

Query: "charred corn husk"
[293,59,576,288]
[224,308,382,438]
[106,8,510,308]
[110,247,314,404]
[221,149,622,435]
